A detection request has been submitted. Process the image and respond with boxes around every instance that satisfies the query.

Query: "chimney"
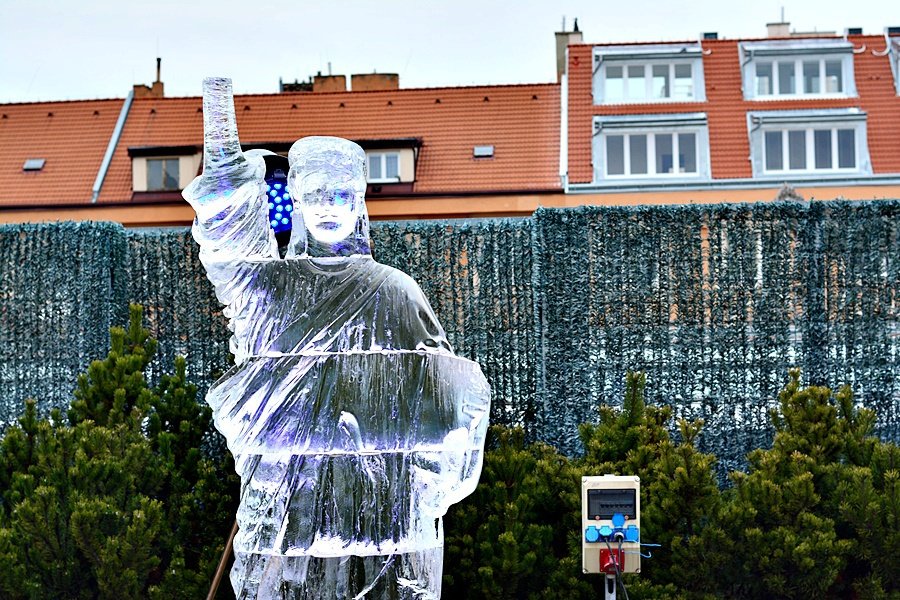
[767,21,790,37]
[132,57,165,98]
[351,73,399,91]
[555,17,584,81]
[313,73,347,93]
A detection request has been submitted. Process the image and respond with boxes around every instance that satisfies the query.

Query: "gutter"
[91,90,134,203]
[566,174,900,194]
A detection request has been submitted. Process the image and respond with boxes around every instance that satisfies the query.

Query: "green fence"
[1,200,897,470]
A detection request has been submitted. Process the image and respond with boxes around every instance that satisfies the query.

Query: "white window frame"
[592,113,711,183]
[592,43,706,105]
[747,109,871,178]
[740,39,857,100]
[366,151,401,183]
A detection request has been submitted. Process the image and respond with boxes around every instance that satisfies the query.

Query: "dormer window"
[593,43,706,104]
[128,146,202,194]
[592,113,712,182]
[128,145,201,194]
[747,108,871,177]
[740,39,857,99]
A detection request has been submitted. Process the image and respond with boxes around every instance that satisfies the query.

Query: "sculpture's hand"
[185,77,262,205]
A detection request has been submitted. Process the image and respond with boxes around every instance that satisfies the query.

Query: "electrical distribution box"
[581,475,640,575]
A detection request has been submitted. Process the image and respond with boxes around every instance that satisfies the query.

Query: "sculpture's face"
[297,173,359,245]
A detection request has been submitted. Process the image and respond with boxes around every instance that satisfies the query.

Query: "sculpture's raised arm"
[199,78,249,182]
[183,78,277,306]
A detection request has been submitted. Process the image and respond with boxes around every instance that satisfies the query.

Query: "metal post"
[604,574,616,600]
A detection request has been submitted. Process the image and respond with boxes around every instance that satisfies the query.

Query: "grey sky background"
[0,0,895,103]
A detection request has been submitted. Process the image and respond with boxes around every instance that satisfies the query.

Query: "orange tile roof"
[0,99,124,206]
[98,83,561,203]
[567,35,900,184]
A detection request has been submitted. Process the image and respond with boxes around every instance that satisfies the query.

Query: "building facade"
[563,27,900,205]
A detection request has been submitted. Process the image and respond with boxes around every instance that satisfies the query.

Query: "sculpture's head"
[287,136,370,256]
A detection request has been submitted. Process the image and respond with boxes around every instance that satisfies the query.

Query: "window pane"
[385,154,399,178]
[147,159,163,190]
[673,64,693,98]
[606,66,624,102]
[606,136,625,175]
[629,135,647,174]
[825,60,842,93]
[777,61,795,94]
[368,155,381,179]
[788,131,806,170]
[678,133,696,173]
[756,62,773,95]
[655,134,674,174]
[803,61,820,93]
[814,130,832,168]
[163,159,179,189]
[627,65,645,100]
[652,65,669,98]
[765,131,783,171]
[837,129,855,168]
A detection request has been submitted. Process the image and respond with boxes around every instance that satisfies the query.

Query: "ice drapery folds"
[184,77,490,599]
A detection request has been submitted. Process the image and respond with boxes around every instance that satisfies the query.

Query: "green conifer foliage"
[442,426,579,600]
[0,304,238,599]
[713,369,872,599]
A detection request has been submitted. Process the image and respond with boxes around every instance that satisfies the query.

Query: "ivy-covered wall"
[1,200,897,469]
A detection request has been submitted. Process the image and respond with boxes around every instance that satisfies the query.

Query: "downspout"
[91,90,134,203]
[559,70,569,193]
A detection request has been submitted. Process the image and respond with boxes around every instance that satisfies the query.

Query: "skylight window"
[22,158,46,171]
[473,145,495,158]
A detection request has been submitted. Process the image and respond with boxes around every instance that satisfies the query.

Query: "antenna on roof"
[573,18,579,33]
[156,57,161,83]
[562,16,566,32]
[781,6,785,23]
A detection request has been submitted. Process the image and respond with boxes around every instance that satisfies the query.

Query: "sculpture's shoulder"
[369,261,434,307]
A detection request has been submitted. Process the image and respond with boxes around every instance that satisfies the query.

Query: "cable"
[604,537,630,600]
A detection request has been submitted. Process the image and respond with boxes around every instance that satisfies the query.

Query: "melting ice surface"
[184,78,490,599]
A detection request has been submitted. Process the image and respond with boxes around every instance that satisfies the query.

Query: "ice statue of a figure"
[183,77,490,599]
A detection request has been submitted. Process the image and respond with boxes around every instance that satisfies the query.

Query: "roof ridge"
[0,97,125,107]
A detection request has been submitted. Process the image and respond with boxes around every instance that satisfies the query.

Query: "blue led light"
[266,175,292,235]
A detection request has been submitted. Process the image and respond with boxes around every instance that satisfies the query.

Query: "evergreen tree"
[710,369,872,599]
[0,304,238,599]
[442,426,579,600]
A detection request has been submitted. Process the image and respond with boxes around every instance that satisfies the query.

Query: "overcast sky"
[0,0,895,103]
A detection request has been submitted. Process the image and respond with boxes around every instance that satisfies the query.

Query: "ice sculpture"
[183,78,490,599]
